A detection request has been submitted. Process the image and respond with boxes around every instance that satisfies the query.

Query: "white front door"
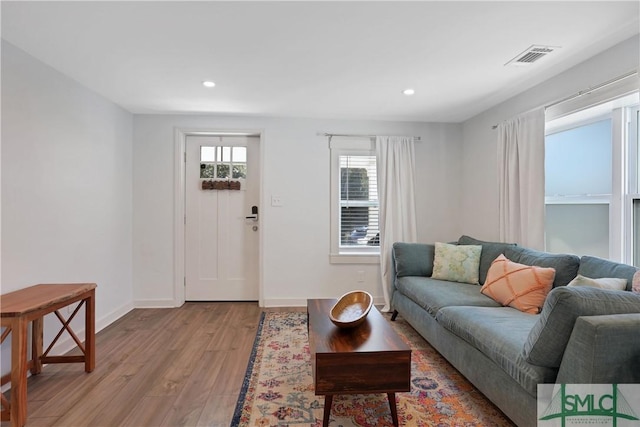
[185,135,259,300]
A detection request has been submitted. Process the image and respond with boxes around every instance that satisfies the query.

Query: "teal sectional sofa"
[390,235,640,427]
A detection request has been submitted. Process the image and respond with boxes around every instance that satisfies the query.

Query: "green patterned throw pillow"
[432,242,482,284]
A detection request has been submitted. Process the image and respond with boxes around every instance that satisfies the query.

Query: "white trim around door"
[173,127,265,307]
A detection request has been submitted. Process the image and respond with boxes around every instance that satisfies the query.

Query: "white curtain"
[497,109,545,249]
[376,136,418,312]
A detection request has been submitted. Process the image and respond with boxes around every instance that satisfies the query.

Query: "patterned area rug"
[232,311,514,427]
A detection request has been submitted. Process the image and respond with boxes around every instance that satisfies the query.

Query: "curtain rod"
[318,132,422,142]
[491,70,638,130]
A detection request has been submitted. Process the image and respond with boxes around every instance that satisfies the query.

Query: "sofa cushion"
[458,235,517,285]
[567,274,627,291]
[633,270,640,294]
[436,306,557,396]
[481,254,555,314]
[578,256,638,291]
[395,276,500,317]
[432,242,482,284]
[522,286,640,368]
[392,242,435,278]
[504,246,579,288]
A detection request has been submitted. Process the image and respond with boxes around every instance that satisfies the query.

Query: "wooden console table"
[0,283,97,427]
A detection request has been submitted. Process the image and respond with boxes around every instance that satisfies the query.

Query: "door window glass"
[200,146,247,180]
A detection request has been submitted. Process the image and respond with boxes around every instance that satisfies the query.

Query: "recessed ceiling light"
[403,88,415,96]
[202,80,216,88]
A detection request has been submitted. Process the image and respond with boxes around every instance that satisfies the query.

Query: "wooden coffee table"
[307,299,411,427]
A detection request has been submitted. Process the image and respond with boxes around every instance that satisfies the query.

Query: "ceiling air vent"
[506,45,559,66]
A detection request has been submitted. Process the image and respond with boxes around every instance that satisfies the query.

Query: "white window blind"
[339,155,379,248]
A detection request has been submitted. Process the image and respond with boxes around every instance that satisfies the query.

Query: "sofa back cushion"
[505,246,579,288]
[458,235,517,284]
[567,274,627,291]
[432,242,482,284]
[392,242,435,277]
[522,286,640,368]
[578,256,638,291]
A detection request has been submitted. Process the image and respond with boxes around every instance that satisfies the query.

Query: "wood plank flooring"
[1,302,291,427]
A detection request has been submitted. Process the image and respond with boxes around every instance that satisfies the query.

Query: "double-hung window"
[330,137,380,264]
[544,86,639,265]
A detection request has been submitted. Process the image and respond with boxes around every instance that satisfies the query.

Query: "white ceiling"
[2,1,638,123]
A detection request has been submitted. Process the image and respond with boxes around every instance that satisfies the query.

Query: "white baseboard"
[133,297,389,309]
[373,296,386,306]
[50,300,134,356]
[2,296,389,393]
[100,301,135,331]
[263,296,385,308]
[263,298,308,307]
[133,298,178,308]
[0,300,134,393]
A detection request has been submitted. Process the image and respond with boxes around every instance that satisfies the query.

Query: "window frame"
[625,105,640,266]
[199,145,248,182]
[329,137,380,264]
[544,91,639,264]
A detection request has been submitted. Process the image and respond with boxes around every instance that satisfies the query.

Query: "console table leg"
[85,291,96,372]
[31,318,43,375]
[322,395,333,427]
[11,317,28,427]
[388,392,399,426]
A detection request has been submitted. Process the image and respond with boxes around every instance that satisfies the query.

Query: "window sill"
[329,253,380,264]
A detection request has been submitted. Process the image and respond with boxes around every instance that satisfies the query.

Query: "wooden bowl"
[329,291,373,328]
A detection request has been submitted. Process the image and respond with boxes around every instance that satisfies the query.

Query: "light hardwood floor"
[1,302,291,427]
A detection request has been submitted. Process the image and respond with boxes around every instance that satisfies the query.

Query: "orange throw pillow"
[481,254,556,314]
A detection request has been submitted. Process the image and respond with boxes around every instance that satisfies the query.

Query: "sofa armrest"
[390,243,434,301]
[557,313,640,384]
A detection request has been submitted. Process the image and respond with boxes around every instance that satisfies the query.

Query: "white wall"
[133,116,462,307]
[460,35,640,241]
[1,40,134,375]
